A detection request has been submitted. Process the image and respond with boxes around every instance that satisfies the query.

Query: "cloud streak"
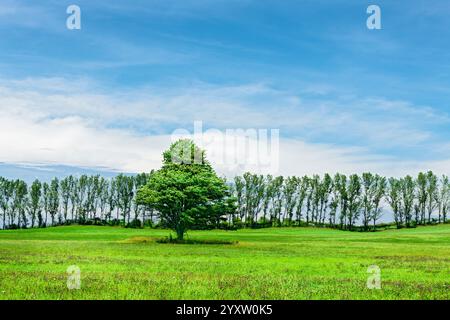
[0,76,449,177]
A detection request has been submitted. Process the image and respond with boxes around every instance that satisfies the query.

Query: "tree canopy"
[136,139,234,239]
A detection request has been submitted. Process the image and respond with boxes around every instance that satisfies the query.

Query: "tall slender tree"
[116,174,134,225]
[437,175,449,224]
[0,178,13,229]
[48,178,59,226]
[426,171,438,223]
[400,176,416,227]
[271,176,284,225]
[27,180,42,228]
[372,175,386,229]
[283,176,298,225]
[295,176,309,224]
[60,177,71,223]
[347,174,361,230]
[10,180,28,228]
[416,172,428,224]
[387,178,402,228]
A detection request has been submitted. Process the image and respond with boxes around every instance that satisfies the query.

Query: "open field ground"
[0,225,449,300]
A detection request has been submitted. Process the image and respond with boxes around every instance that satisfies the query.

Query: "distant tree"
[304,177,313,225]
[91,175,100,220]
[437,175,450,224]
[209,191,237,228]
[329,174,341,227]
[107,178,117,222]
[27,180,42,228]
[116,174,134,226]
[97,177,109,221]
[0,178,13,229]
[84,175,98,220]
[361,173,376,231]
[372,175,386,229]
[261,175,274,223]
[271,176,284,225]
[68,176,78,221]
[346,174,361,230]
[42,182,50,227]
[48,178,59,226]
[234,176,245,222]
[295,176,309,224]
[318,174,332,225]
[310,175,320,223]
[10,180,28,228]
[139,171,155,226]
[426,171,438,223]
[336,174,348,228]
[387,178,402,228]
[400,176,416,227]
[416,172,428,224]
[76,175,88,222]
[243,172,265,225]
[283,176,298,225]
[114,177,122,221]
[60,177,71,223]
[131,173,150,225]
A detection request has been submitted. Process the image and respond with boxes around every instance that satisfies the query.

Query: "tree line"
[0,170,448,231]
[0,173,153,230]
[232,171,449,230]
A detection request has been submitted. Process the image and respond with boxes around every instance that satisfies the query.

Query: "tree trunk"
[176,227,184,240]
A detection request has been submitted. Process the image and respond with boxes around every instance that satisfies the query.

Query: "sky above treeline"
[0,0,449,179]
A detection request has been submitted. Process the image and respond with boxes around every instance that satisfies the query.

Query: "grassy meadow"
[0,225,449,300]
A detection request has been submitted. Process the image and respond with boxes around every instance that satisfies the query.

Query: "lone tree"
[137,139,234,240]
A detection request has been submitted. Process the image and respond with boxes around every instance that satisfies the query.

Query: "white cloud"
[0,76,449,177]
[0,110,167,172]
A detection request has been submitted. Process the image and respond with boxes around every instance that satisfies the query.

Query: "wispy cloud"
[1,76,449,176]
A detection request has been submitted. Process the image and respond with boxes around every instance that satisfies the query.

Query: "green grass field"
[0,225,449,300]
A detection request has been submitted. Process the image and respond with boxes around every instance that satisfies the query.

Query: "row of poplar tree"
[232,171,449,230]
[0,173,153,229]
[0,170,448,230]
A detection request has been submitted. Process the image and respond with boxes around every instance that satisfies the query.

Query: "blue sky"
[0,0,450,178]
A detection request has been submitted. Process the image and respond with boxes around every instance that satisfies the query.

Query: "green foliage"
[137,139,234,239]
[27,180,42,228]
[48,178,59,226]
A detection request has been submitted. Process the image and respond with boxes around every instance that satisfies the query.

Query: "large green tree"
[137,139,234,240]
